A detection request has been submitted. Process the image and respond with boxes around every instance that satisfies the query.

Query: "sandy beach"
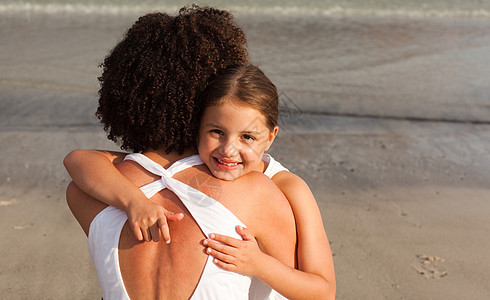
[1,8,490,299]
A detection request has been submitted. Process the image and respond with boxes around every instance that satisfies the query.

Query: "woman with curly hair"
[97,5,248,154]
[66,6,297,299]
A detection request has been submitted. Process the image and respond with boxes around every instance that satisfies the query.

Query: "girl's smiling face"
[198,99,278,181]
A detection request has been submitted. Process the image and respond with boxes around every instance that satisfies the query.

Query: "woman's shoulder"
[238,171,291,213]
[240,170,279,193]
[115,159,160,187]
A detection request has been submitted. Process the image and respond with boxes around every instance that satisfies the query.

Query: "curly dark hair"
[96,5,248,153]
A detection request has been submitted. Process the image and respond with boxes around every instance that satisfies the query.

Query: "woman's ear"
[265,126,279,151]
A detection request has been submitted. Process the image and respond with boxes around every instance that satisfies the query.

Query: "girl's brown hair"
[198,65,278,131]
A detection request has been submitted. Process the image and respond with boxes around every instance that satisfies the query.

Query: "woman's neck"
[143,148,197,169]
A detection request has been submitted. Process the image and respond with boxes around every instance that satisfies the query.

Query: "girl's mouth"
[213,157,241,170]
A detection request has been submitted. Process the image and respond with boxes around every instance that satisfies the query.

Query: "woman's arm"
[66,181,108,235]
[204,172,335,299]
[63,149,183,242]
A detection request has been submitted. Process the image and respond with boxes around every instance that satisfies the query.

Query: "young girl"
[65,65,335,299]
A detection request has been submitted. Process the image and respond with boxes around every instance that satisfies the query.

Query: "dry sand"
[276,119,490,299]
[1,12,490,299]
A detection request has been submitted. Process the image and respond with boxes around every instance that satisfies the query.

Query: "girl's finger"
[206,247,235,264]
[158,219,171,244]
[209,233,241,247]
[130,223,144,241]
[205,239,236,256]
[149,223,161,242]
[165,211,184,221]
[213,257,237,272]
[235,226,254,241]
[142,227,151,242]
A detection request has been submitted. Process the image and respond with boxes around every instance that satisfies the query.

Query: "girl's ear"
[265,126,279,151]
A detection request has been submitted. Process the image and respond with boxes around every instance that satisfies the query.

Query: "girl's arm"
[204,172,335,299]
[63,149,183,243]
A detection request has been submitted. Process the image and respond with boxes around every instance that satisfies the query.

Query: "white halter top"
[88,153,289,299]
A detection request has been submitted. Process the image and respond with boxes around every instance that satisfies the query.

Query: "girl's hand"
[126,199,184,243]
[203,226,265,276]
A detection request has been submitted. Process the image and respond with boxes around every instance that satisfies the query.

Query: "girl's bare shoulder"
[272,171,308,191]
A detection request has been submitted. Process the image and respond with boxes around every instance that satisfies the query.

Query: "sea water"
[1,0,489,127]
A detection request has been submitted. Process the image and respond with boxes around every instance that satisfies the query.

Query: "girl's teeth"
[217,158,238,166]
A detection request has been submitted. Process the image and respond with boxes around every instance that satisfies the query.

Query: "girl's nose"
[220,138,238,157]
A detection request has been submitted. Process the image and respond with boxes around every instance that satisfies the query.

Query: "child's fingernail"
[210,234,215,239]
[203,240,208,246]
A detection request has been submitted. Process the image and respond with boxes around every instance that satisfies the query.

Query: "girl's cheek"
[241,146,257,158]
[200,138,214,151]
[249,142,266,155]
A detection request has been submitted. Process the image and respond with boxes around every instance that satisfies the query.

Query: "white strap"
[123,153,245,238]
[262,154,289,178]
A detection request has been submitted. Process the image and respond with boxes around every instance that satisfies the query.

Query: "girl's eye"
[210,129,223,135]
[242,134,255,141]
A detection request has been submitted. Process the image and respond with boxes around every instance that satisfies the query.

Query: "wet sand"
[1,11,490,299]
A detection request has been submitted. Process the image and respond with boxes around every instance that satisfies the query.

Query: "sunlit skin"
[64,98,335,299]
[198,98,278,181]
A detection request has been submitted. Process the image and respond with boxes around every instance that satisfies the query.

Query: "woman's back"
[117,169,207,299]
[97,152,296,299]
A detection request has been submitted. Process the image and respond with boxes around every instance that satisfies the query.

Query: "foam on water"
[1,0,490,18]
